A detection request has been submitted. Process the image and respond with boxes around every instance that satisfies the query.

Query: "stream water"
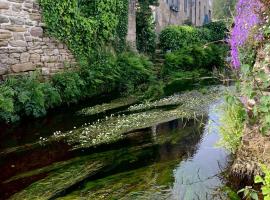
[0,88,231,200]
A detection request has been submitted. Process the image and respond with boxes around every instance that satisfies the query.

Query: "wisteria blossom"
[230,0,263,68]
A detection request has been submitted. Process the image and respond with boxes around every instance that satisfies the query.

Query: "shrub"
[159,25,204,51]
[52,70,85,103]
[203,21,228,42]
[80,51,120,95]
[117,52,154,94]
[218,95,247,153]
[162,44,228,76]
[0,84,16,122]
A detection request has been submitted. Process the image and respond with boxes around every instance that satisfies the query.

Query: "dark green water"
[0,89,230,200]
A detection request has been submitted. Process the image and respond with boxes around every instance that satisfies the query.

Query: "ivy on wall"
[38,0,129,59]
[136,0,158,54]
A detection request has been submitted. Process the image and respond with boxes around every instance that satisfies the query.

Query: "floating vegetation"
[77,97,137,116]
[47,86,226,150]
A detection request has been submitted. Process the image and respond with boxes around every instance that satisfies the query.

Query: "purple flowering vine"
[230,0,263,69]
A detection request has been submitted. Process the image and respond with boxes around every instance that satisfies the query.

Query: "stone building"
[0,0,75,78]
[153,0,212,33]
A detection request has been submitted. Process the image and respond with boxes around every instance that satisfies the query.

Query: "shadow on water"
[0,97,230,200]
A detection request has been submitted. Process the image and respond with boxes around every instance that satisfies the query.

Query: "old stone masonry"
[0,0,75,79]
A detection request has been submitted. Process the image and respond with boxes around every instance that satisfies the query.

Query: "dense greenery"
[136,0,158,54]
[39,0,129,58]
[159,22,227,52]
[0,52,154,122]
[213,0,236,20]
[162,44,228,75]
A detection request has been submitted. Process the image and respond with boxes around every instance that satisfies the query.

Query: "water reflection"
[171,100,229,200]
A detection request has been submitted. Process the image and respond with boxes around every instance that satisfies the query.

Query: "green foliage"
[213,0,236,20]
[136,0,157,54]
[202,21,228,41]
[255,164,270,200]
[52,70,85,103]
[0,83,16,122]
[159,24,228,52]
[117,52,155,94]
[237,186,259,200]
[159,26,205,52]
[218,95,247,153]
[38,0,128,58]
[162,44,228,76]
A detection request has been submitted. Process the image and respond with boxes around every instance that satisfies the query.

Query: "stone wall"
[0,0,75,79]
[153,0,212,33]
[126,0,137,50]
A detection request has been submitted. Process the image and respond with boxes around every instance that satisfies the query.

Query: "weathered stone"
[41,67,50,76]
[29,53,40,62]
[0,31,12,39]
[25,36,32,42]
[0,1,9,9]
[10,17,25,25]
[0,67,7,75]
[9,40,27,47]
[13,33,24,41]
[11,62,36,73]
[9,0,24,3]
[10,53,20,58]
[29,13,41,21]
[0,15,9,23]
[5,25,27,32]
[20,52,30,63]
[0,40,8,47]
[11,4,21,12]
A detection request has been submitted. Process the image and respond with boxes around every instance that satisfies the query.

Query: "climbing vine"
[136,0,158,54]
[39,0,129,59]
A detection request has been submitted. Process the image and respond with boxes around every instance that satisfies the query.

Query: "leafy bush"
[203,21,228,42]
[159,25,205,51]
[218,95,247,153]
[52,70,85,103]
[0,83,16,122]
[162,44,227,76]
[117,52,155,93]
[255,164,270,200]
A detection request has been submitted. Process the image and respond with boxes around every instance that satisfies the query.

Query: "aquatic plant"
[229,0,263,68]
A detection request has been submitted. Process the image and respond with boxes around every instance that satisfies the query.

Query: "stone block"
[30,27,43,37]
[0,31,12,39]
[11,4,21,12]
[29,53,40,62]
[0,67,7,75]
[20,52,30,63]
[0,15,9,23]
[41,67,50,76]
[10,40,27,47]
[5,25,27,32]
[10,53,20,58]
[11,62,36,73]
[29,13,41,21]
[10,17,25,25]
[0,40,8,47]
[0,1,9,9]
[13,32,25,41]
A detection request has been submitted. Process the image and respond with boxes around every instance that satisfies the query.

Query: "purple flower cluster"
[230,0,263,68]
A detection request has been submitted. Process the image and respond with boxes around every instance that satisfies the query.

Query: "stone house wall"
[153,0,212,33]
[126,0,137,50]
[0,0,75,79]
